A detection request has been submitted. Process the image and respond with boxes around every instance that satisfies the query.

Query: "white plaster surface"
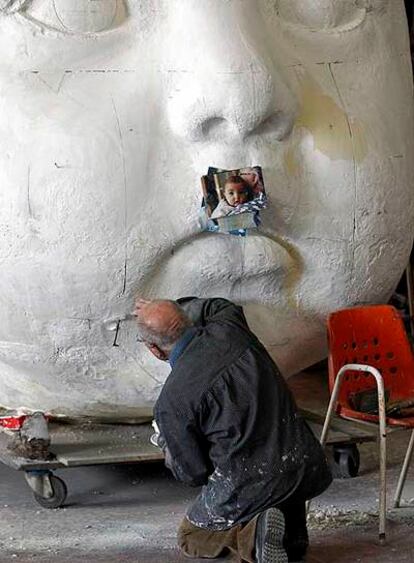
[0,0,413,418]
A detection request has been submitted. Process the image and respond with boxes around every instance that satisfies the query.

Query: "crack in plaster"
[327,62,358,287]
[26,164,32,218]
[111,96,128,297]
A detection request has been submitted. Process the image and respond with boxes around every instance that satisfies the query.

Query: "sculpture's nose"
[164,1,297,143]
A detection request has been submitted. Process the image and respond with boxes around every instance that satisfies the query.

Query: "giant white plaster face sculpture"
[0,0,413,418]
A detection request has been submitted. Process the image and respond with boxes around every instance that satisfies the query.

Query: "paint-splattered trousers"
[178,514,258,562]
[178,498,308,563]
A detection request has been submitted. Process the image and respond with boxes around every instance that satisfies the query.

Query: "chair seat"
[339,406,414,428]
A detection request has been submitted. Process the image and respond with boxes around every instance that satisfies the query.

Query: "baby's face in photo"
[224,183,250,206]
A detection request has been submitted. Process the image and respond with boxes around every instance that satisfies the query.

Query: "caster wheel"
[34,475,68,509]
[332,444,360,479]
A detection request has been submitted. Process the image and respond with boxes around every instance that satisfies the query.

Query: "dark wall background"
[406,0,413,54]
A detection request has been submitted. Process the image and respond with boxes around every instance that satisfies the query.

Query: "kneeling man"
[134,297,332,563]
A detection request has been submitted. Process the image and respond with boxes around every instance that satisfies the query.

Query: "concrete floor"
[1,370,414,562]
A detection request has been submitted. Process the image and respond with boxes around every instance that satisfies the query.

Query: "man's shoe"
[255,507,288,563]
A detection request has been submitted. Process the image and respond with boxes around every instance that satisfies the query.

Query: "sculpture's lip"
[142,229,300,300]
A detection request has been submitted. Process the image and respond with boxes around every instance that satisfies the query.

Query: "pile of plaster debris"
[308,506,414,530]
[308,507,376,529]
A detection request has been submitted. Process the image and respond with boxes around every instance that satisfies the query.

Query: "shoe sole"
[258,508,288,563]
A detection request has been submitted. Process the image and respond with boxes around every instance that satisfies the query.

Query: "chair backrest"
[327,305,414,411]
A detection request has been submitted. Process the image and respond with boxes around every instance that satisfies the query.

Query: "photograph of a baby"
[201,166,267,220]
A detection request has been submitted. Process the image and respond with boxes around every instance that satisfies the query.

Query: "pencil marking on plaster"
[304,236,348,243]
[27,165,32,218]
[54,162,72,169]
[229,236,246,303]
[122,260,127,295]
[56,73,66,94]
[28,70,137,79]
[112,321,120,347]
[328,62,358,280]
[25,69,137,74]
[316,61,344,66]
[35,72,66,94]
[111,96,128,296]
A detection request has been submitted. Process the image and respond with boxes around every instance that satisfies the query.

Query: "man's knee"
[177,518,199,558]
[177,517,226,559]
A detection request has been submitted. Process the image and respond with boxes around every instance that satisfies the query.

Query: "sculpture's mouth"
[143,230,300,304]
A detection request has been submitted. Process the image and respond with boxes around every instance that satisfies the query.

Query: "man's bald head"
[133,298,193,357]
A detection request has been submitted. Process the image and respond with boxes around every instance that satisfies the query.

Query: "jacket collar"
[169,327,198,368]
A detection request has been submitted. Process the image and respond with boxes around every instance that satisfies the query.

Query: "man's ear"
[145,343,169,361]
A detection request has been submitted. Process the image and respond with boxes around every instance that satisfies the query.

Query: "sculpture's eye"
[17,0,126,34]
[0,0,29,12]
[276,0,377,31]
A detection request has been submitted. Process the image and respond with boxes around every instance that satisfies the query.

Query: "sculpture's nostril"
[250,112,295,142]
[201,117,231,139]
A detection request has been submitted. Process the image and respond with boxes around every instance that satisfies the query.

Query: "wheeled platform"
[0,419,163,508]
[1,345,387,514]
[300,407,377,478]
[0,406,378,509]
[290,368,378,479]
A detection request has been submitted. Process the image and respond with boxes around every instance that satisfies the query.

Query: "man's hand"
[149,420,173,470]
[150,419,167,450]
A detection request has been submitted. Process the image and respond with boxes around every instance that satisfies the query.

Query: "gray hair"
[136,301,193,351]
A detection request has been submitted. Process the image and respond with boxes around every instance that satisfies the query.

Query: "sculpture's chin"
[0,230,324,418]
[0,341,169,420]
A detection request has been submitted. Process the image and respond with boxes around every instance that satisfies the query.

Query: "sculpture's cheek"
[295,74,367,163]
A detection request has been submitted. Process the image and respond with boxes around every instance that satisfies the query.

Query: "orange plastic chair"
[320,305,414,543]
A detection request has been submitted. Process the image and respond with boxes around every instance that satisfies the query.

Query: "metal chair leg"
[308,368,348,516]
[321,364,387,543]
[337,364,387,542]
[393,428,414,508]
[375,369,387,544]
[378,424,387,544]
[320,367,350,448]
